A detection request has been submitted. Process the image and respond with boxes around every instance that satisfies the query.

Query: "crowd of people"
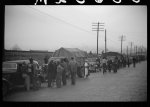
[97,55,146,74]
[20,54,146,91]
[21,58,40,91]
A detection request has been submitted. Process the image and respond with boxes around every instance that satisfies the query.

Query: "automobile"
[87,58,97,73]
[2,60,42,97]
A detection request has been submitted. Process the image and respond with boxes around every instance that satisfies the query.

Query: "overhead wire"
[25,6,146,52]
[26,6,95,36]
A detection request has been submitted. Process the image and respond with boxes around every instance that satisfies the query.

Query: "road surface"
[3,61,147,101]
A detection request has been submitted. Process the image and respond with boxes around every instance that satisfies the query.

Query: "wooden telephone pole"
[92,22,105,55]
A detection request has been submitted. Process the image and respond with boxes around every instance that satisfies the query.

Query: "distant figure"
[61,58,68,85]
[21,62,30,91]
[42,57,48,82]
[127,57,130,68]
[133,57,136,68]
[113,56,118,73]
[123,57,126,68]
[56,61,64,88]
[27,57,36,90]
[102,57,107,74]
[107,59,112,72]
[47,60,54,87]
[52,61,57,86]
[84,60,89,78]
[69,57,77,85]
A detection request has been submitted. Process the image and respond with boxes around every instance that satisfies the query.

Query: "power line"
[92,22,105,55]
[26,6,94,36]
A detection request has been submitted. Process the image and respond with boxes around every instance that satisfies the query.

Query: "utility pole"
[105,29,107,53]
[136,46,137,56]
[127,46,128,57]
[119,35,126,55]
[92,22,105,55]
[134,46,136,56]
[129,42,133,56]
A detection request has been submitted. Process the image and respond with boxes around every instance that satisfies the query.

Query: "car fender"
[2,78,10,89]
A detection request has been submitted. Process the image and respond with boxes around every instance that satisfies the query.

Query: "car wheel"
[3,82,8,97]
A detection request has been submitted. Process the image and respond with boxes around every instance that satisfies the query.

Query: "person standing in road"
[107,59,112,73]
[102,57,107,74]
[61,58,67,86]
[56,61,64,88]
[47,60,54,87]
[42,57,48,82]
[69,57,77,85]
[27,57,36,90]
[52,61,57,87]
[127,57,130,68]
[113,56,118,73]
[84,60,89,78]
[21,62,30,91]
[133,57,136,68]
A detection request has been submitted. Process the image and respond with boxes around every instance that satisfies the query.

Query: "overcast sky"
[5,5,147,53]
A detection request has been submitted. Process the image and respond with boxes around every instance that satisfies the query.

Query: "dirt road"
[3,61,147,101]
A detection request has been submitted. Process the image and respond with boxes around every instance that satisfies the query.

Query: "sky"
[5,5,147,53]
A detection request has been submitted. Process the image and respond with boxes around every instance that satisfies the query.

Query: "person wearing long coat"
[27,58,37,90]
[127,57,130,68]
[133,57,136,68]
[107,59,112,72]
[21,62,30,91]
[69,57,77,85]
[56,62,64,88]
[113,57,118,73]
[84,60,89,78]
[61,59,68,85]
[102,57,107,74]
[47,60,54,87]
[52,61,57,82]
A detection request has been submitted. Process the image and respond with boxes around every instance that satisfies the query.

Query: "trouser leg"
[48,74,52,87]
[71,72,75,85]
[62,71,66,85]
[56,72,61,88]
[26,75,30,91]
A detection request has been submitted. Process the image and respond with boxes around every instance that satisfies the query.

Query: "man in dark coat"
[69,57,77,85]
[127,57,130,68]
[113,57,118,73]
[107,59,112,72]
[52,61,57,84]
[133,57,136,68]
[61,58,68,85]
[56,61,64,88]
[47,60,54,87]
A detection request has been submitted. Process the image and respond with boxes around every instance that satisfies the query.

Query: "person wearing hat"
[47,60,54,87]
[42,57,48,82]
[21,61,30,91]
[61,58,68,86]
[56,61,64,88]
[69,57,77,85]
[27,57,36,90]
[102,57,107,74]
